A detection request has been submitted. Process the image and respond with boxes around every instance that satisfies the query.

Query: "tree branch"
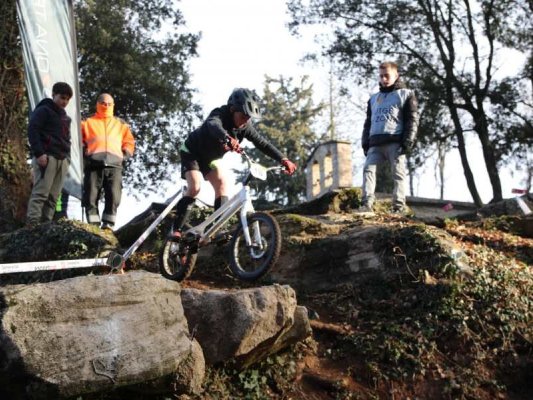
[481,0,496,96]
[463,0,483,103]
[335,8,445,82]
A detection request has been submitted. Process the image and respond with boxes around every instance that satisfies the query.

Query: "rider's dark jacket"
[183,105,285,163]
[361,79,419,151]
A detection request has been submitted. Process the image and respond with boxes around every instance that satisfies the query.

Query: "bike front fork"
[240,211,264,256]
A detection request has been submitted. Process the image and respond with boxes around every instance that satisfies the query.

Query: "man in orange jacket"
[81,93,135,230]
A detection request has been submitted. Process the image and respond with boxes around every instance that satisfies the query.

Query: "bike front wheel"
[159,237,198,282]
[228,212,281,281]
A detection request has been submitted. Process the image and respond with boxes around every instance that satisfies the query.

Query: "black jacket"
[184,105,285,163]
[28,98,71,159]
[362,79,418,151]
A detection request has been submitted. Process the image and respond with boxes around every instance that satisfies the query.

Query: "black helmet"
[227,88,261,119]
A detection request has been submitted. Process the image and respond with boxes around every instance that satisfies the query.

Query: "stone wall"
[305,141,353,201]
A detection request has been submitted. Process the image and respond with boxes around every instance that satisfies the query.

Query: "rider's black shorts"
[180,150,214,179]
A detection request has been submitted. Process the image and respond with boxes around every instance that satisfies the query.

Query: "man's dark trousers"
[83,166,122,227]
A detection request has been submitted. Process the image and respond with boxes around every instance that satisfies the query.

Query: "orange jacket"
[81,115,135,167]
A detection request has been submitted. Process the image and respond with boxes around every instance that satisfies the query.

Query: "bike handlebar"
[240,150,283,171]
[227,142,288,175]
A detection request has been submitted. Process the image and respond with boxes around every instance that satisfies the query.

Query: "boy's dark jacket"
[28,98,71,160]
[184,105,285,163]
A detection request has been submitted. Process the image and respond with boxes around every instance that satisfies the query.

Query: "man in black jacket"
[360,62,419,214]
[171,88,297,238]
[26,82,73,226]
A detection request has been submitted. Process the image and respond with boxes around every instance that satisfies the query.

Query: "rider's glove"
[281,158,297,175]
[224,135,242,153]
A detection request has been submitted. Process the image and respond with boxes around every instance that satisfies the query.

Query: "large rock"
[124,338,205,397]
[273,188,363,216]
[114,202,171,249]
[0,219,118,264]
[181,284,311,366]
[0,271,195,399]
[478,195,533,218]
[237,305,312,368]
[0,220,120,285]
[273,221,470,292]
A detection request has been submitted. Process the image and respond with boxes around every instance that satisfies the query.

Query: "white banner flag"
[16,0,83,199]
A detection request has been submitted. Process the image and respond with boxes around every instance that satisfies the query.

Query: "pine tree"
[250,75,324,206]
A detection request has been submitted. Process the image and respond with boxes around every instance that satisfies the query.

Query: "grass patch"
[193,345,303,399]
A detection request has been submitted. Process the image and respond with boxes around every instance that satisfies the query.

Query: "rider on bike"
[171,87,297,239]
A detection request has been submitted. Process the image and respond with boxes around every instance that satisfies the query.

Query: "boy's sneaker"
[170,230,198,241]
[391,206,408,215]
[25,221,38,229]
[101,222,114,231]
[355,204,374,216]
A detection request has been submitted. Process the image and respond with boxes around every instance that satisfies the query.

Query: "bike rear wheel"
[159,236,198,282]
[228,212,281,281]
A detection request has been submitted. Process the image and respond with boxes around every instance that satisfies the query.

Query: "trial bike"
[159,151,283,282]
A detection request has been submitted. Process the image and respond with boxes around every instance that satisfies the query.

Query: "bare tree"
[288,0,533,206]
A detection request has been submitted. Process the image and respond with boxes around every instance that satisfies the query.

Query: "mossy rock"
[478,195,533,218]
[476,214,533,239]
[274,188,363,216]
[276,214,344,237]
[0,219,118,263]
[374,224,468,281]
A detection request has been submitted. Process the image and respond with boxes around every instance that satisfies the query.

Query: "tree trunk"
[0,0,31,233]
[437,141,446,200]
[473,110,503,202]
[448,103,483,207]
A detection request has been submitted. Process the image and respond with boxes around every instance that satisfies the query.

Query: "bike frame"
[125,152,280,261]
[185,184,255,247]
[184,158,282,250]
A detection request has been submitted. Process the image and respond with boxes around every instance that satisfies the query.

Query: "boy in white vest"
[360,61,419,214]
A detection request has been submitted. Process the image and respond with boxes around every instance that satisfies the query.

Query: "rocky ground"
[1,190,532,399]
[122,191,533,400]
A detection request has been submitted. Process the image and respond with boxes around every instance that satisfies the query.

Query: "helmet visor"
[242,100,261,119]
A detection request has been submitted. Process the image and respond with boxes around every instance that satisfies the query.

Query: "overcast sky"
[178,0,322,114]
